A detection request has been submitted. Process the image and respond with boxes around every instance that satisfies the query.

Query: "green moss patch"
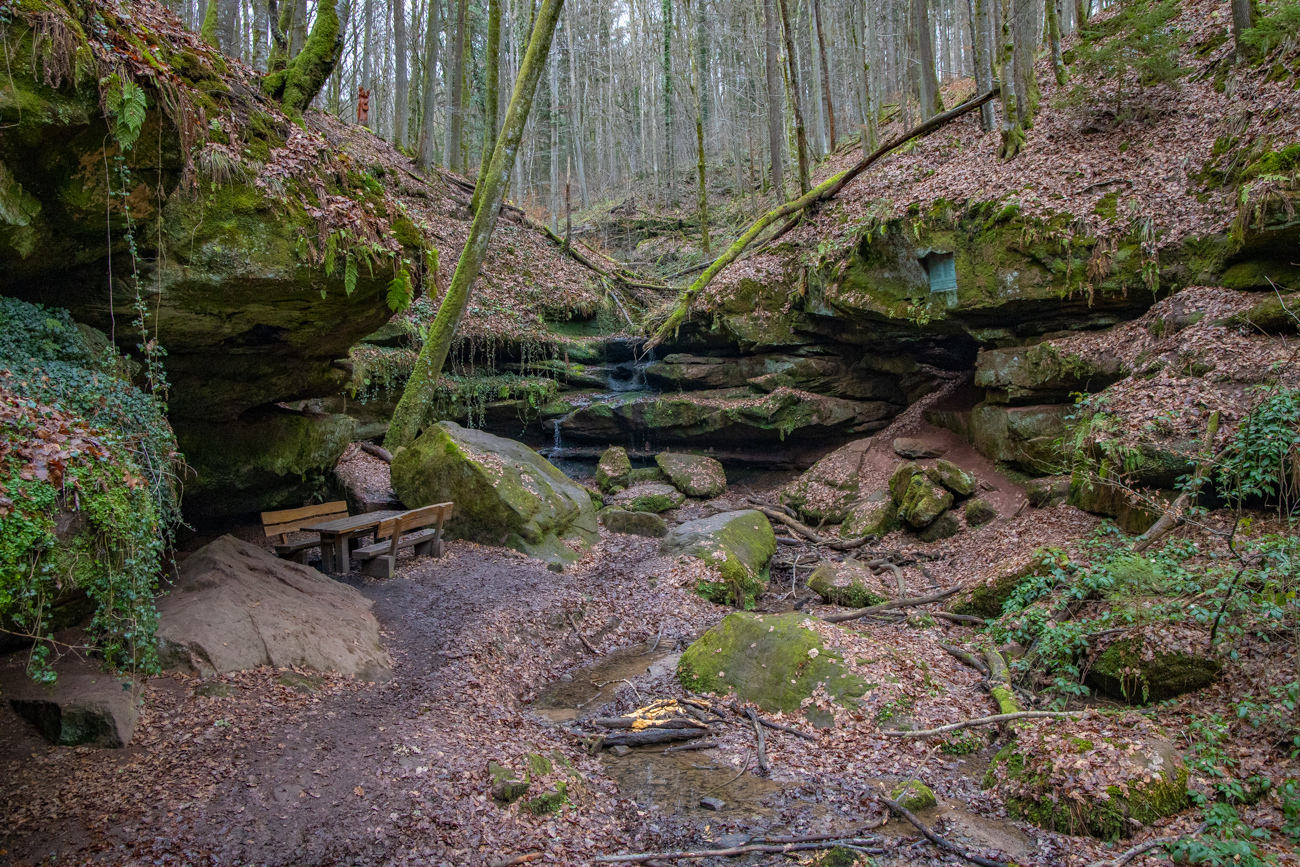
[1088,637,1222,703]
[808,560,889,608]
[661,510,776,607]
[677,612,870,714]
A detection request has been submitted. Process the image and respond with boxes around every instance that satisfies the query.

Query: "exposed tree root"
[881,796,1011,867]
[821,587,960,623]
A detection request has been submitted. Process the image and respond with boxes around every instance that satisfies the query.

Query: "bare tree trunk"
[913,0,942,119]
[472,0,502,207]
[563,0,589,210]
[446,0,469,172]
[361,0,374,127]
[763,0,785,200]
[811,0,836,148]
[393,0,409,147]
[385,0,567,451]
[693,0,710,255]
[549,48,560,231]
[1231,0,1255,62]
[969,0,995,131]
[776,0,809,194]
[416,0,441,167]
[662,0,675,202]
[290,0,308,54]
[253,0,270,68]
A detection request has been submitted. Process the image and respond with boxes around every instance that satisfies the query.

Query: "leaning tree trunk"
[263,0,343,117]
[385,0,567,451]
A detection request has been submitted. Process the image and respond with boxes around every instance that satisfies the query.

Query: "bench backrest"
[376,502,454,542]
[262,501,349,541]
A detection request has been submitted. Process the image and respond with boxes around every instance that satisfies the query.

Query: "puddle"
[533,643,679,722]
[601,747,783,818]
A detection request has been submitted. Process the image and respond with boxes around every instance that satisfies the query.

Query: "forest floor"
[4,405,1297,867]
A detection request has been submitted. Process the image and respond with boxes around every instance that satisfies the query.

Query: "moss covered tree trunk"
[262,0,344,118]
[416,0,440,167]
[472,0,503,212]
[1045,0,1066,86]
[692,0,710,255]
[385,0,567,450]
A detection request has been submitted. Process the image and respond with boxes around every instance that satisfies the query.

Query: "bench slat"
[376,502,453,540]
[353,528,439,560]
[261,501,349,536]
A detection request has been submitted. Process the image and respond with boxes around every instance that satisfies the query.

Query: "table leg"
[320,536,337,573]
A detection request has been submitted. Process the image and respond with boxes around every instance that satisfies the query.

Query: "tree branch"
[881,711,1082,738]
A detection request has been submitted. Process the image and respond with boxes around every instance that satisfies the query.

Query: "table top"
[302,510,402,535]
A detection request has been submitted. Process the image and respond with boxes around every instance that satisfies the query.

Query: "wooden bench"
[261,501,349,562]
[351,502,453,578]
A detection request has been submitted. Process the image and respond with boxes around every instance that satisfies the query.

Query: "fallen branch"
[358,442,394,463]
[732,706,818,741]
[881,796,1010,867]
[933,612,986,625]
[937,642,990,676]
[1132,410,1220,553]
[745,707,769,775]
[1085,823,1206,867]
[984,649,1022,715]
[659,739,721,754]
[881,711,1082,738]
[646,88,1000,349]
[749,505,825,544]
[592,838,886,863]
[874,561,905,597]
[567,613,602,655]
[599,728,708,747]
[489,855,543,867]
[821,587,961,623]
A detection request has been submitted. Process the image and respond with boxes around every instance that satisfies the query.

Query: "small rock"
[710,833,751,849]
[656,452,727,498]
[609,745,632,756]
[699,796,726,811]
[891,779,937,812]
[547,562,565,573]
[893,437,945,459]
[596,446,632,493]
[926,459,977,498]
[610,482,686,513]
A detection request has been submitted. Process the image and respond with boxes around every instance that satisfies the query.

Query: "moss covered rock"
[917,511,960,542]
[808,560,889,608]
[1227,292,1300,334]
[609,482,685,513]
[779,439,873,523]
[841,490,898,538]
[655,452,727,498]
[891,780,937,812]
[925,404,1069,476]
[677,612,870,713]
[600,508,668,538]
[1067,477,1162,535]
[950,549,1066,618]
[898,475,953,528]
[661,511,776,607]
[976,343,1126,405]
[391,422,598,563]
[984,727,1188,839]
[927,459,977,497]
[964,498,997,526]
[595,447,631,493]
[889,461,925,504]
[1088,638,1222,703]
[629,466,667,484]
[1025,475,1071,508]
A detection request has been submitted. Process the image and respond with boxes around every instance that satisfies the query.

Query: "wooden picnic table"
[302,510,403,573]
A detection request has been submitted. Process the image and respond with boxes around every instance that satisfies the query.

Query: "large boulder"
[391,422,599,562]
[1,655,138,748]
[655,452,727,498]
[841,490,899,538]
[609,482,686,513]
[661,511,776,607]
[780,439,873,523]
[1087,637,1222,703]
[897,475,953,528]
[984,722,1188,838]
[595,446,631,493]
[677,612,871,715]
[949,549,1067,619]
[925,404,1069,476]
[927,459,976,498]
[156,536,392,681]
[600,508,669,538]
[808,560,890,608]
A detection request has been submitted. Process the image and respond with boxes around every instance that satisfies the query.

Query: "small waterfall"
[608,347,656,393]
[552,419,564,451]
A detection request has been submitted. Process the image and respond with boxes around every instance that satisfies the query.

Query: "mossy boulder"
[898,475,953,528]
[984,728,1188,839]
[926,459,976,497]
[964,498,997,526]
[600,508,668,538]
[609,482,685,513]
[1067,477,1162,535]
[391,422,598,563]
[1025,475,1071,508]
[1088,638,1223,703]
[779,439,873,523]
[889,461,925,504]
[841,490,898,538]
[917,511,960,542]
[950,548,1066,618]
[1227,292,1300,334]
[891,780,937,812]
[925,404,1068,476]
[976,343,1125,405]
[655,452,727,498]
[677,612,871,714]
[629,466,667,484]
[808,560,890,608]
[661,511,776,607]
[595,446,631,493]
[522,782,569,815]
